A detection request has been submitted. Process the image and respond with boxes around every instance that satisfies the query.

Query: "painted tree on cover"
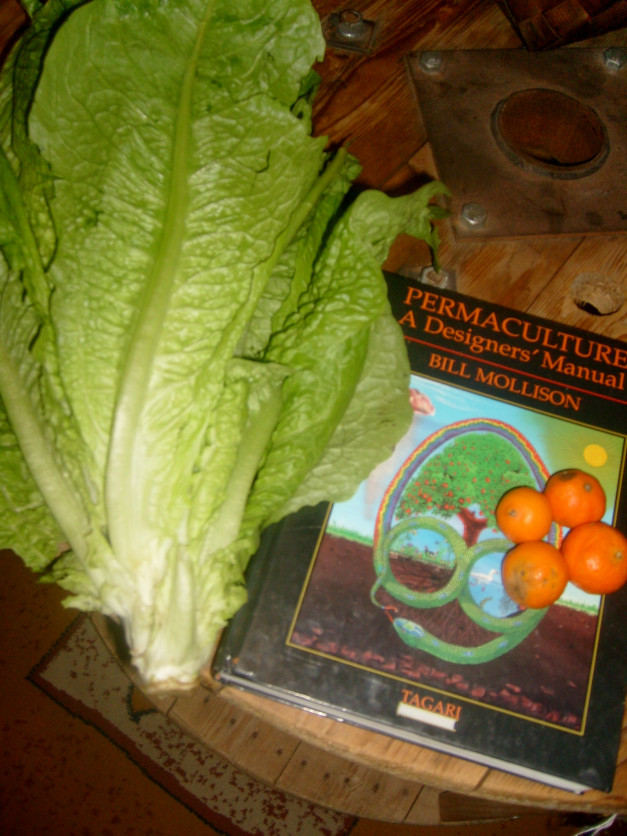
[394,432,533,546]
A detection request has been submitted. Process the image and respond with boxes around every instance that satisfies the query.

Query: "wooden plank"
[525,236,627,338]
[421,0,522,49]
[316,71,426,189]
[611,754,627,804]
[315,0,521,55]
[441,236,585,316]
[223,681,627,814]
[309,723,489,794]
[403,785,443,825]
[437,790,556,823]
[311,0,520,188]
[477,766,627,814]
[275,740,421,821]
[386,221,584,316]
[219,685,489,795]
[169,687,298,786]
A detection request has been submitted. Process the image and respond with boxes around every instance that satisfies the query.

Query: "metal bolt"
[460,203,487,229]
[420,265,454,289]
[337,10,368,42]
[323,9,374,53]
[603,47,627,71]
[419,52,443,74]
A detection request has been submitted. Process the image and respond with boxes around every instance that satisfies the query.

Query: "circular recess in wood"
[571,272,624,316]
[492,89,609,179]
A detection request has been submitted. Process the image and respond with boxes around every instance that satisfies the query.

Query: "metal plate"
[407,49,627,239]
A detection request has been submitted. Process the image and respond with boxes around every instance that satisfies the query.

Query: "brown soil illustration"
[291,534,598,730]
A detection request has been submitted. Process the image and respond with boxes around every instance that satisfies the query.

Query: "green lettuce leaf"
[0,0,448,689]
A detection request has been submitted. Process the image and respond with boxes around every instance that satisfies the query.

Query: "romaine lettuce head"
[0,0,448,689]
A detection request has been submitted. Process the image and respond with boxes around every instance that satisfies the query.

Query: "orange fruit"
[495,485,553,543]
[501,540,569,609]
[544,469,606,529]
[560,521,627,595]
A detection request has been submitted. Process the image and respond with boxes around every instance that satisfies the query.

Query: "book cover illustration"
[214,280,627,791]
[289,375,625,736]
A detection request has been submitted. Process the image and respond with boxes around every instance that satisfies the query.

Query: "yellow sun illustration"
[583,443,608,468]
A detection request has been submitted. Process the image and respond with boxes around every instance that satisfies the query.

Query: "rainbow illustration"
[370,418,558,665]
[374,418,553,548]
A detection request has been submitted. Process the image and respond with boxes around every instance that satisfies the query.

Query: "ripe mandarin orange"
[561,521,627,595]
[544,469,606,529]
[495,485,553,543]
[501,540,569,609]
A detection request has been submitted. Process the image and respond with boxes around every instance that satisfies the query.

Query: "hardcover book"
[213,273,627,794]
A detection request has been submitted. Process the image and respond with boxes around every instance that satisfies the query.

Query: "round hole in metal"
[492,88,609,179]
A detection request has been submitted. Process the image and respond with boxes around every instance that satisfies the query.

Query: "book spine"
[212,520,285,677]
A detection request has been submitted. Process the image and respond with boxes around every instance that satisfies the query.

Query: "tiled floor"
[1,547,624,836]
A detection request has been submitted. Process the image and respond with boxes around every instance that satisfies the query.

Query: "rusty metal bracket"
[407,49,627,240]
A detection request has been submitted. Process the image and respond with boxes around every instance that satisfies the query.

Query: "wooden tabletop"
[3,0,626,824]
